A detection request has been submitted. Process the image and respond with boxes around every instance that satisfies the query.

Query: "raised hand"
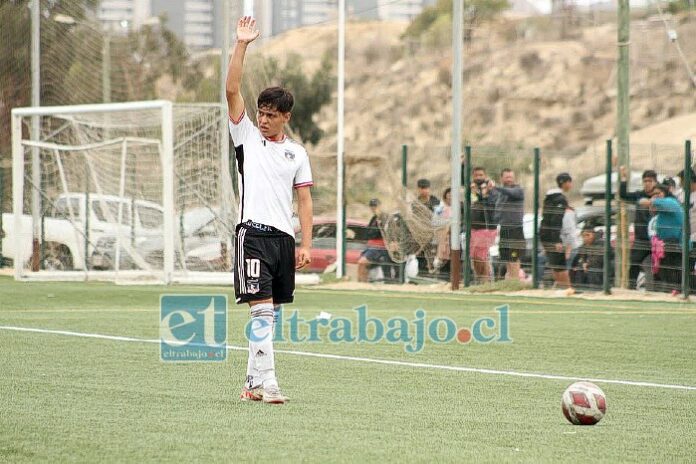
[237,16,260,44]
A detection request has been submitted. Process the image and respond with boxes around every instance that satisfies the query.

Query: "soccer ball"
[561,381,607,425]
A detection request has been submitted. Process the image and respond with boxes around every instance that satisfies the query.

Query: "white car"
[1,193,163,271]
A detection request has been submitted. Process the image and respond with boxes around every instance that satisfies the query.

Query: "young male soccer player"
[226,16,314,405]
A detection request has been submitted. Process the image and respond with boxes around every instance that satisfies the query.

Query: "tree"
[402,0,509,43]
[279,52,334,145]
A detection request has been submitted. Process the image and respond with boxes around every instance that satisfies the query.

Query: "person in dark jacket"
[570,225,612,289]
[540,172,574,290]
[493,168,525,280]
[470,166,499,283]
[358,198,393,282]
[619,166,658,289]
[416,178,440,211]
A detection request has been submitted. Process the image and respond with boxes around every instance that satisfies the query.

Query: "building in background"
[98,0,151,32]
[96,0,436,49]
[376,0,435,22]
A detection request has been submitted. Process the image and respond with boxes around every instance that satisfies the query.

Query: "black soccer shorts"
[233,221,296,305]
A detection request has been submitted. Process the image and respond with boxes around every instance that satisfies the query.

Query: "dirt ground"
[313,280,696,304]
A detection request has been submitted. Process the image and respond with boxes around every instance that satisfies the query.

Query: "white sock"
[245,344,260,389]
[249,303,277,389]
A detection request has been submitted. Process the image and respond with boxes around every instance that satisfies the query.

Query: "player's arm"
[296,187,313,269]
[226,16,259,122]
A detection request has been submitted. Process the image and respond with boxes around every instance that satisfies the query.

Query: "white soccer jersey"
[229,111,313,237]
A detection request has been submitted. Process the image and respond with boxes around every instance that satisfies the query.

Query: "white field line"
[1,325,695,392]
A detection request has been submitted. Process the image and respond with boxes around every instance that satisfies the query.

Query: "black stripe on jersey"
[235,144,245,221]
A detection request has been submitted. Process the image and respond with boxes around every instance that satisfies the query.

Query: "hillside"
[251,15,696,213]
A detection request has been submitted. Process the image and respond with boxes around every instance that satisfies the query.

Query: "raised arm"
[618,165,640,202]
[226,17,260,121]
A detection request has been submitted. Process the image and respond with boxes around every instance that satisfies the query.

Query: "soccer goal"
[9,100,237,284]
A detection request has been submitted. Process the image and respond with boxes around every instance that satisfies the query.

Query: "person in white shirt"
[227,16,313,405]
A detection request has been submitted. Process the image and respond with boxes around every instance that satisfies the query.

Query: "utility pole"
[336,0,346,279]
[31,0,41,272]
[617,0,631,288]
[220,0,232,268]
[450,0,463,290]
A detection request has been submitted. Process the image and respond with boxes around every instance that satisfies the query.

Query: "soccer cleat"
[240,386,264,402]
[262,386,288,404]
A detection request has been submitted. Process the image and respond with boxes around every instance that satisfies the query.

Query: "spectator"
[645,183,683,290]
[416,178,440,211]
[561,205,580,269]
[433,188,452,278]
[619,166,658,289]
[411,179,439,275]
[540,172,574,291]
[470,167,499,283]
[358,199,392,282]
[493,168,525,280]
[570,225,612,289]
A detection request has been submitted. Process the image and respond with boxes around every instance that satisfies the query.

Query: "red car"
[295,217,371,273]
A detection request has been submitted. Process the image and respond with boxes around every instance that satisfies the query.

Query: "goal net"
[10,101,237,283]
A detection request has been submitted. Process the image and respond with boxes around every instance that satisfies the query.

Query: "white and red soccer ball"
[561,381,607,425]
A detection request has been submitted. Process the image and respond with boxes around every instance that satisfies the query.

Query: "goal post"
[10,100,236,284]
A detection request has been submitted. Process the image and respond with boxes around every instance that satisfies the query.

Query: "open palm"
[237,16,260,43]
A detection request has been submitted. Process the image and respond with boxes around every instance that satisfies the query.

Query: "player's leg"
[260,234,299,404]
[357,254,370,282]
[235,227,276,401]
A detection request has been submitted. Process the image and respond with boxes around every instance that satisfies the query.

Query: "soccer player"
[226,16,313,405]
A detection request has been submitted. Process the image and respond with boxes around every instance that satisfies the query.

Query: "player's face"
[257,106,290,139]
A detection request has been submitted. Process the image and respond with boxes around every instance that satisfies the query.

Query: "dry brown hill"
[250,15,696,214]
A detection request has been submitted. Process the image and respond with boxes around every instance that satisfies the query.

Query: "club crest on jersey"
[247,280,260,294]
[284,150,295,161]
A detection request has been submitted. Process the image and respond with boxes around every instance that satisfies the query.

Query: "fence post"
[604,140,612,295]
[400,144,407,284]
[532,148,540,289]
[464,146,472,287]
[682,140,692,299]
[84,176,90,271]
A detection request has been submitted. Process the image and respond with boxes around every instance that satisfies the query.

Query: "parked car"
[1,193,163,271]
[91,207,230,272]
[581,171,679,204]
[294,217,371,273]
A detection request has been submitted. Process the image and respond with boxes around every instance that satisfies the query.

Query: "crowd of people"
[356,164,696,294]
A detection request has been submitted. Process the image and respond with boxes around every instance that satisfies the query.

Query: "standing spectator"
[412,179,439,274]
[570,225,612,289]
[433,188,452,278]
[358,199,392,282]
[416,178,440,211]
[540,172,574,290]
[470,167,499,283]
[619,166,658,289]
[645,183,683,290]
[493,168,525,280]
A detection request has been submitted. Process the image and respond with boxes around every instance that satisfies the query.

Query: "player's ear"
[282,112,291,123]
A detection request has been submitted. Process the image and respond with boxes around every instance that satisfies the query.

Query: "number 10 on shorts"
[246,258,260,277]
